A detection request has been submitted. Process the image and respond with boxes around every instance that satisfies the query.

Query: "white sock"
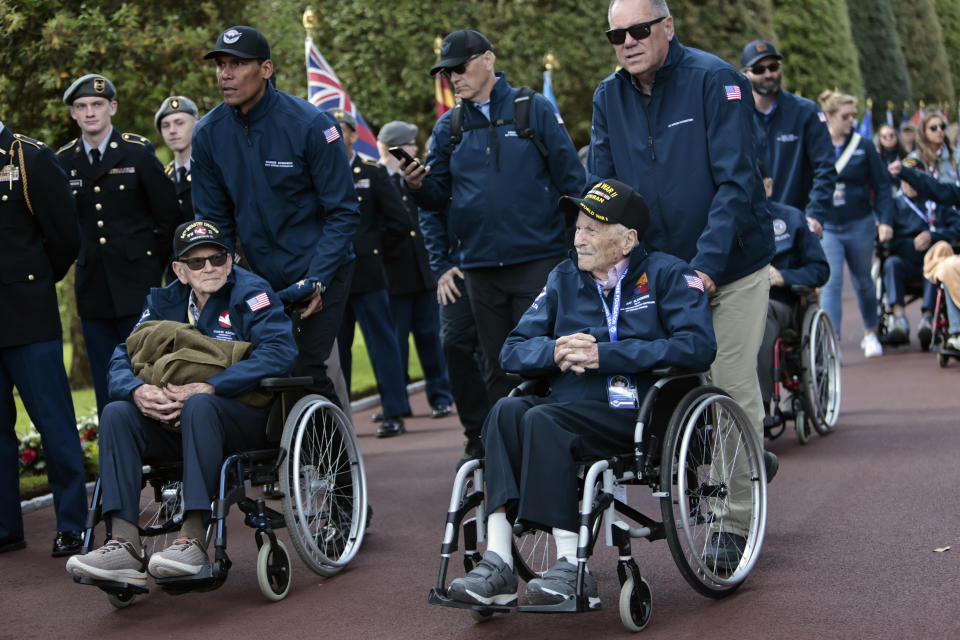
[552,527,578,563]
[486,512,514,568]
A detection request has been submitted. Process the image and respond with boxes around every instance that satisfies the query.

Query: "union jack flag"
[305,36,378,160]
[724,84,742,101]
[684,274,705,292]
[246,292,271,312]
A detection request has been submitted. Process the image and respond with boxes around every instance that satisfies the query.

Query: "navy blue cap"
[741,40,781,68]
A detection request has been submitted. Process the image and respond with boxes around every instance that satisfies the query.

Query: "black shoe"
[763,451,779,483]
[704,532,746,571]
[918,315,933,348]
[376,416,406,438]
[456,437,484,470]
[52,530,84,557]
[431,403,452,419]
[0,536,27,553]
[372,410,411,422]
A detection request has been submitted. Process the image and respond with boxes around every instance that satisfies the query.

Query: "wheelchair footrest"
[73,575,149,596]
[517,597,601,613]
[428,588,513,614]
[155,562,227,594]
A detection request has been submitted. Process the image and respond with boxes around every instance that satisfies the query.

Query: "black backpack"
[444,86,549,159]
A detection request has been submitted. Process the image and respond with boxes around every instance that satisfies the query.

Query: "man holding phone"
[402,29,585,408]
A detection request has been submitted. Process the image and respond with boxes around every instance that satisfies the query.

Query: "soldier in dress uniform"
[57,73,180,417]
[376,121,454,422]
[155,95,199,223]
[331,109,414,437]
[0,119,88,557]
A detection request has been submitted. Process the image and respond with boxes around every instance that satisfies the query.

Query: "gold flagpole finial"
[302,8,317,31]
[434,36,444,60]
[866,97,873,110]
[543,53,558,72]
[887,100,894,111]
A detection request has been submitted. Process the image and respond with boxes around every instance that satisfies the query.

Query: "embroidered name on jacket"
[264,160,294,168]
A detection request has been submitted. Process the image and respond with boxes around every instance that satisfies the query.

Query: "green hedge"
[672,0,776,68]
[934,0,960,114]
[847,0,912,124]
[890,0,955,106]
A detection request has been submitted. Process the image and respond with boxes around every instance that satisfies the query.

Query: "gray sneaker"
[147,537,209,578]
[889,315,909,342]
[525,558,600,609]
[447,551,518,606]
[65,538,147,587]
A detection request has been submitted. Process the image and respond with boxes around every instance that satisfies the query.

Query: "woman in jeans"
[818,90,896,358]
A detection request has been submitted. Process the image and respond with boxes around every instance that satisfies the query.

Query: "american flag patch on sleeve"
[724,85,741,101]
[246,292,271,311]
[684,274,705,292]
[818,111,827,122]
[323,125,341,144]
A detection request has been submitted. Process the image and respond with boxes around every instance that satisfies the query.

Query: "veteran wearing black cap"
[740,38,835,237]
[444,179,717,609]
[57,73,180,419]
[191,25,360,408]
[66,219,296,587]
[402,28,585,411]
[155,96,200,224]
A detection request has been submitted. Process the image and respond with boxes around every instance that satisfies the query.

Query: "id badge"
[607,375,639,409]
[832,182,846,207]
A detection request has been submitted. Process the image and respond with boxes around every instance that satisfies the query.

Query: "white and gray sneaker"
[525,557,600,609]
[861,333,883,358]
[148,537,209,578]
[65,538,147,586]
[447,551,518,606]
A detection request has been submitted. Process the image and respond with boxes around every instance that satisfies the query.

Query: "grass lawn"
[16,330,424,498]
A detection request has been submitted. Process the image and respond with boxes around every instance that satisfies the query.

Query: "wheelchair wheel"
[659,386,766,598]
[801,307,841,435]
[794,409,810,445]
[280,395,367,577]
[619,576,652,632]
[513,527,557,582]
[106,591,136,609]
[139,479,184,555]
[256,538,292,601]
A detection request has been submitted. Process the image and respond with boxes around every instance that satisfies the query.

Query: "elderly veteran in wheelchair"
[66,220,297,586]
[446,179,717,608]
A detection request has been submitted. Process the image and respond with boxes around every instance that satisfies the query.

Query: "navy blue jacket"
[768,201,829,304]
[414,73,585,269]
[901,166,960,210]
[828,131,895,226]
[886,188,960,267]
[107,266,297,400]
[500,245,716,405]
[419,201,457,277]
[191,84,360,298]
[587,37,774,286]
[753,90,836,224]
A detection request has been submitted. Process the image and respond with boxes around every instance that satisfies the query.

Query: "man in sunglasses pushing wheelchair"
[66,220,297,586]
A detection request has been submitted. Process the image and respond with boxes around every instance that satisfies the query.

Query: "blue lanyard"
[901,194,933,225]
[596,272,627,343]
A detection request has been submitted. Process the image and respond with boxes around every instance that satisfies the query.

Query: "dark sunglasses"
[750,61,781,75]
[440,54,482,79]
[605,16,667,45]
[178,251,228,271]
[928,123,945,132]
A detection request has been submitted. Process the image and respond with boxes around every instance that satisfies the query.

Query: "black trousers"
[290,261,354,406]
[438,277,490,437]
[464,256,562,404]
[482,395,637,532]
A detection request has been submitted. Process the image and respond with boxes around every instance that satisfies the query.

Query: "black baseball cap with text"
[559,179,650,238]
[173,220,229,258]
[204,26,271,60]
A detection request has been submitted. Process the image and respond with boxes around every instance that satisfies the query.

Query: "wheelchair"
[764,289,842,444]
[929,283,960,367]
[428,370,768,632]
[873,241,927,349]
[73,377,368,607]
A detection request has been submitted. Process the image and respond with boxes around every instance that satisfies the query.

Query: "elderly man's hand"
[437,266,464,306]
[694,270,716,295]
[768,265,786,288]
[402,158,431,190]
[163,382,215,404]
[132,384,183,422]
[914,230,932,252]
[554,333,599,375]
[877,223,894,243]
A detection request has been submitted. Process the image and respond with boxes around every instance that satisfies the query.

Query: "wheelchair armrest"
[649,366,706,379]
[508,378,551,398]
[260,376,315,391]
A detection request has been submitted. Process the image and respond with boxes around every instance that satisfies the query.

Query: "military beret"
[62,74,116,105]
[378,121,418,146]
[154,96,199,131]
[330,109,357,131]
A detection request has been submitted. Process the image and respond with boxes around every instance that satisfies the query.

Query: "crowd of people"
[3,0,960,612]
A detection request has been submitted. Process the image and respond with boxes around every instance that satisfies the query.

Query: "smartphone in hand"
[389,146,415,166]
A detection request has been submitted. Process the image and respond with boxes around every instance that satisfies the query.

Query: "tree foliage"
[671,0,777,68]
[934,0,960,113]
[889,0,955,107]
[847,0,912,124]
[771,0,864,101]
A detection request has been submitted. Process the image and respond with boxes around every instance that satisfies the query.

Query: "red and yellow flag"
[435,75,455,119]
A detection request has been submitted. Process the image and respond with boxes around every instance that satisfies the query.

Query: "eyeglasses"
[440,54,482,79]
[605,16,667,45]
[928,124,945,132]
[178,251,228,270]
[749,61,780,75]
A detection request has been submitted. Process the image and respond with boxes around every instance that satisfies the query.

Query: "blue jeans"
[946,292,960,332]
[821,216,878,338]
[881,253,937,309]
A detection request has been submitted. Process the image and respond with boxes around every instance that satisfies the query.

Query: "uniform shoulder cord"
[7,137,33,216]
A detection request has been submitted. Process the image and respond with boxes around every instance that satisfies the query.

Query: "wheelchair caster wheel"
[257,538,292,601]
[619,576,652,632]
[794,409,810,445]
[107,591,136,609]
[469,608,494,623]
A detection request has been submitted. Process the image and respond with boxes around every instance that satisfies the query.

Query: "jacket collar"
[232,81,276,125]
[615,36,685,92]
